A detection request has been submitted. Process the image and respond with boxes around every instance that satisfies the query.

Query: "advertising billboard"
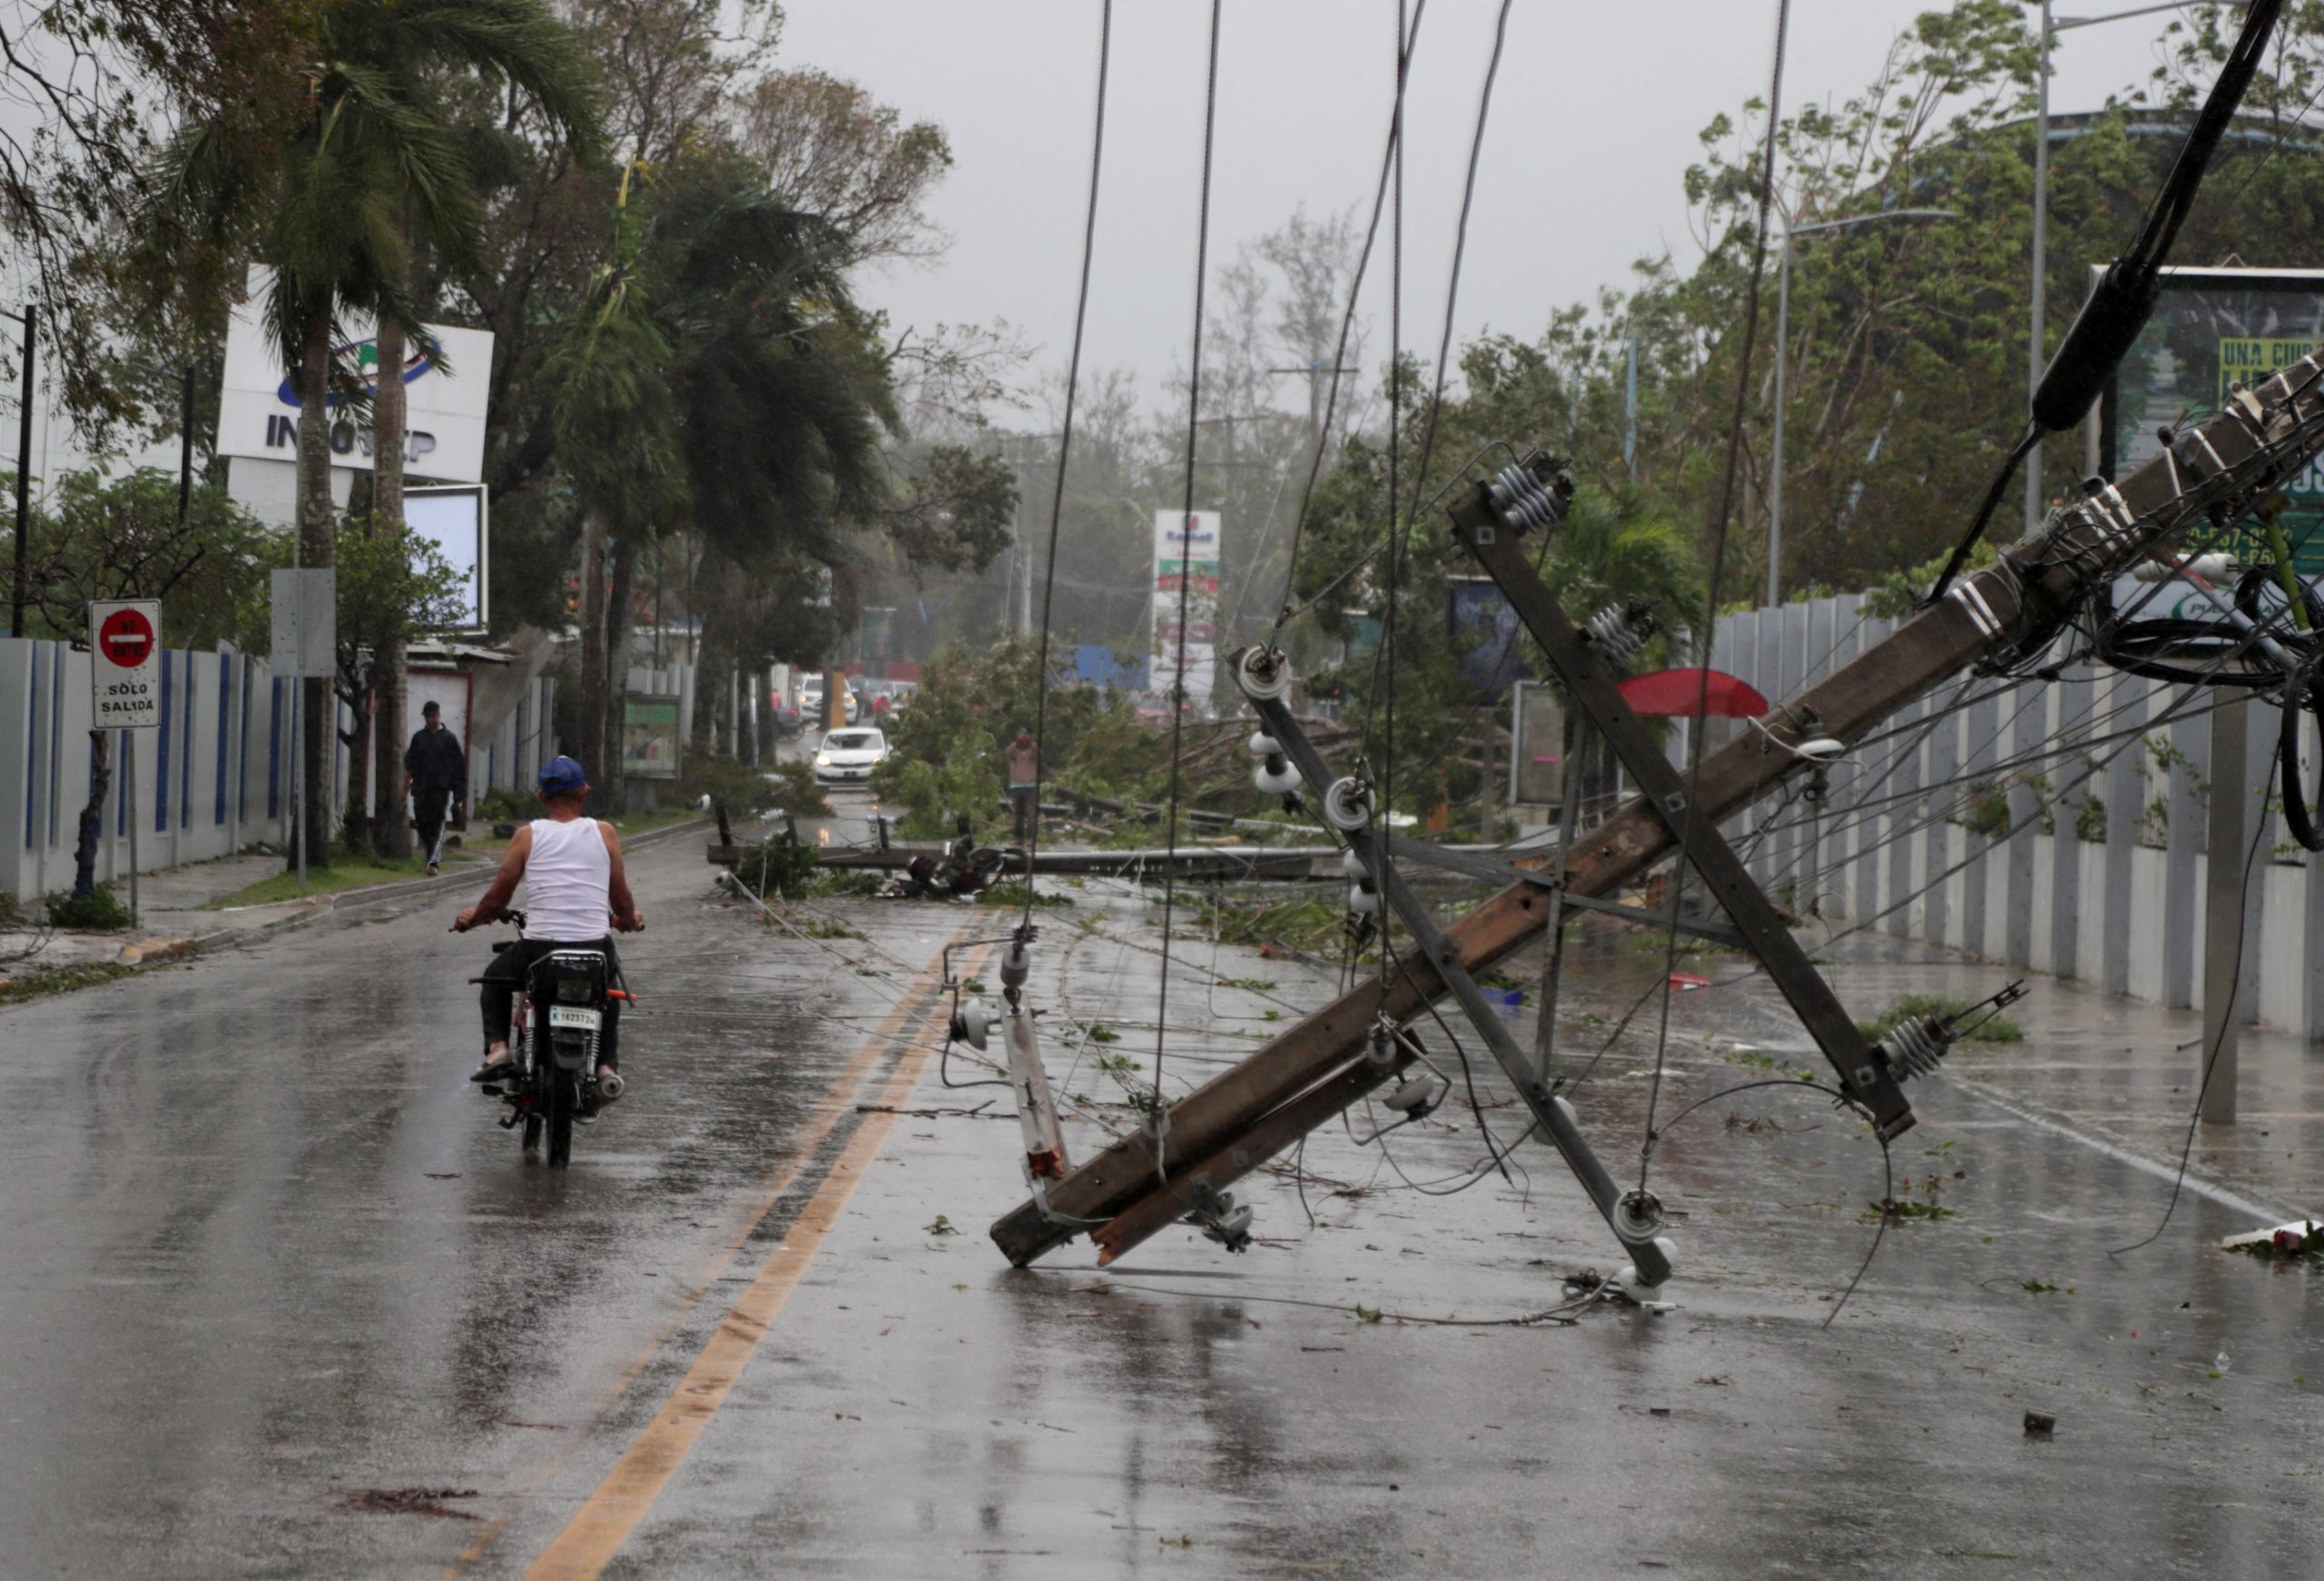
[404,484,489,630]
[1150,509,1222,708]
[622,695,682,780]
[1447,575,1533,699]
[218,267,496,483]
[2102,266,2324,574]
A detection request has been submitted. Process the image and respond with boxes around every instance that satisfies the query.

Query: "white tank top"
[524,816,613,941]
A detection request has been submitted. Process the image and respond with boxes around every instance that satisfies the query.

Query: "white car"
[800,683,859,727]
[813,727,889,785]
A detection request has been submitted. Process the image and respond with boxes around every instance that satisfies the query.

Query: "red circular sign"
[97,608,155,669]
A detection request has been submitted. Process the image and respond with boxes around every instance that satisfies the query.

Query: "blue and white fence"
[0,637,554,904]
[1709,595,2324,1038]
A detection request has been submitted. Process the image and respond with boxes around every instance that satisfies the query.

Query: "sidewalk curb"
[184,816,714,953]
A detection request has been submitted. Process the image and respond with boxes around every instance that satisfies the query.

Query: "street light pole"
[2026,0,2053,537]
[2028,1,2252,536]
[1767,209,1958,607]
[1769,232,1796,609]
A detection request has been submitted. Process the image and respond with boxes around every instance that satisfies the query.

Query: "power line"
[1147,0,1226,1169]
[1019,0,1114,934]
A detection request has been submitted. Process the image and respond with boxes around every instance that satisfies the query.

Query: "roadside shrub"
[1856,993,2023,1045]
[0,890,23,927]
[892,732,1003,839]
[725,837,822,899]
[45,886,133,931]
[675,750,774,818]
[758,760,832,819]
[476,787,529,824]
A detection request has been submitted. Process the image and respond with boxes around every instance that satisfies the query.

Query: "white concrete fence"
[0,637,554,904]
[1709,595,2324,1039]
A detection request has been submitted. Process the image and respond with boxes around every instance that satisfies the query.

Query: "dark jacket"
[405,726,467,795]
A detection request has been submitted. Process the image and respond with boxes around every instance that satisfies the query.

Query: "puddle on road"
[337,1487,480,1520]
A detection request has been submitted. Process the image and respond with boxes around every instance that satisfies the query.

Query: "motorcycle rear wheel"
[547,1058,576,1167]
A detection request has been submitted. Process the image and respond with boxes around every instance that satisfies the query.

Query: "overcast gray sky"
[781,0,2199,420]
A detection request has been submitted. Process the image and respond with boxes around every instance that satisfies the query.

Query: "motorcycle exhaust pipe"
[596,1070,625,1104]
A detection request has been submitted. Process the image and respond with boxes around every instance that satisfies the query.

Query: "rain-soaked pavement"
[5,797,2322,1578]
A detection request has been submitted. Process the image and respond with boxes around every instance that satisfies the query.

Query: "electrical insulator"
[1586,601,1652,660]
[1486,459,1571,535]
[949,999,991,1052]
[1194,1192,1255,1253]
[1347,883,1381,915]
[1324,776,1372,832]
[1384,1077,1437,1120]
[1878,1014,1952,1082]
[1236,645,1292,702]
[1339,847,1368,880]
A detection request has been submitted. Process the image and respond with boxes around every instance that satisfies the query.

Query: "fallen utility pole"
[991,352,2324,1270]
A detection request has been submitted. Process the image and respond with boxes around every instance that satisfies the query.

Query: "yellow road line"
[447,933,978,1578]
[517,944,990,1581]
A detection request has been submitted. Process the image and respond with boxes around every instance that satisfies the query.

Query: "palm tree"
[147,0,596,866]
[548,168,898,810]
[547,162,683,804]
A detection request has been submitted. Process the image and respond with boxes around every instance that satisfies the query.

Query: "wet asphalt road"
[5,815,2323,1577]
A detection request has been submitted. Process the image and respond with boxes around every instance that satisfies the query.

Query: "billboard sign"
[269,568,337,678]
[1151,510,1222,708]
[1448,575,1533,698]
[89,599,162,729]
[404,484,489,629]
[622,695,682,779]
[218,267,495,482]
[2103,266,2324,574]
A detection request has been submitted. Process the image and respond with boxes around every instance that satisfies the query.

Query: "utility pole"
[6,303,34,638]
[992,347,2324,1270]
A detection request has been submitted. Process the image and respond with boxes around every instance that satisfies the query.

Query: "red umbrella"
[1616,667,1768,719]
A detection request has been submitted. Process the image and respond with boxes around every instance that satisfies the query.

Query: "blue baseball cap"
[537,756,588,795]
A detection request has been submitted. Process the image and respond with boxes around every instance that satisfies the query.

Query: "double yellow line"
[451,934,990,1581]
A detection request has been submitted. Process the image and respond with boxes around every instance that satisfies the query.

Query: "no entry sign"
[89,599,162,729]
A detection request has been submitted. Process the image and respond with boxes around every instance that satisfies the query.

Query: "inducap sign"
[217,267,494,483]
[89,599,162,728]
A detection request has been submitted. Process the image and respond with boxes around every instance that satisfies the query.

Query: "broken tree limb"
[991,348,2324,1269]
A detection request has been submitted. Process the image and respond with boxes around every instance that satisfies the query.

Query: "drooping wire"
[1636,0,1793,1197]
[1270,0,1429,632]
[1147,0,1225,1160]
[1019,0,1114,935]
[2112,731,2280,1257]
[1363,0,1517,1009]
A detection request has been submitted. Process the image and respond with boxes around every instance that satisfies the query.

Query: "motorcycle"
[471,908,633,1167]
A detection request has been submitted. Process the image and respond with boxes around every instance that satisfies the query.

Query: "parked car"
[801,680,859,727]
[812,726,890,786]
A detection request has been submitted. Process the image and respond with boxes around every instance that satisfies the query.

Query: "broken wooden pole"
[992,350,2324,1269]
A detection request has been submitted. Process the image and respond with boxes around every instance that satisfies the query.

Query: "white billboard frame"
[404,483,490,632]
[217,266,494,483]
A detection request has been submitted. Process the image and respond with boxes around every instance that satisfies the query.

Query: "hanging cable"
[2112,732,2280,1257]
[1147,0,1226,1165]
[1271,0,1429,631]
[1636,0,1793,1197]
[1362,0,1516,1012]
[1019,0,1114,934]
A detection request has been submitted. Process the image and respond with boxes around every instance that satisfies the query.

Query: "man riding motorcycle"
[454,756,645,1099]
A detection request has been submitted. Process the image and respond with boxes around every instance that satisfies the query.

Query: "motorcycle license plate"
[548,1005,602,1031]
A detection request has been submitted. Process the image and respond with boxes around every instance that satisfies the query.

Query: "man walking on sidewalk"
[401,699,468,876]
[1005,726,1039,845]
